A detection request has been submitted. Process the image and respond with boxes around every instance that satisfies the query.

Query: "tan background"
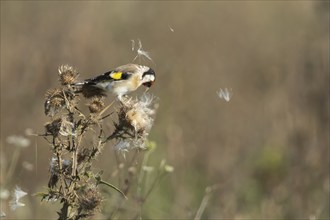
[1,1,329,219]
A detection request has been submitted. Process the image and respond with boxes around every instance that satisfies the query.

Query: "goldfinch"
[74,64,155,99]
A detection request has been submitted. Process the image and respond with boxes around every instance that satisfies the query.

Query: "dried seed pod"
[78,186,102,214]
[58,65,79,85]
[44,89,65,117]
[88,98,105,114]
[44,89,76,117]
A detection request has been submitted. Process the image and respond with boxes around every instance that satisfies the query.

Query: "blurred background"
[1,1,329,219]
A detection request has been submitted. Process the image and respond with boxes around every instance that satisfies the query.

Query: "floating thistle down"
[168,24,174,32]
[133,39,153,62]
[9,186,27,211]
[217,88,233,102]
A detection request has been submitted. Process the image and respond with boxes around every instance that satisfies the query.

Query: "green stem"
[98,179,127,199]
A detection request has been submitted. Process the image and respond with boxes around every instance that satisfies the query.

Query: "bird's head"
[141,67,156,88]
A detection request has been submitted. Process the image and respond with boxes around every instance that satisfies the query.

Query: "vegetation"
[1,1,329,219]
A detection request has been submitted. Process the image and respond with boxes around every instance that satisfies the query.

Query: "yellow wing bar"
[110,71,123,80]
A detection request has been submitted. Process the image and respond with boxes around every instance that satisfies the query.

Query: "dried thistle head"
[88,97,105,114]
[112,94,158,152]
[58,65,79,85]
[44,89,75,117]
[45,116,75,137]
[117,105,134,131]
[126,108,151,135]
[124,94,157,136]
[44,89,65,117]
[59,116,75,137]
[45,118,62,136]
[78,186,102,215]
[45,89,63,99]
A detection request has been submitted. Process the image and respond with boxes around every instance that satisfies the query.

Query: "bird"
[73,64,156,100]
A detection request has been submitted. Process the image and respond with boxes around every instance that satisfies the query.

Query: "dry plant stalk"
[38,65,167,220]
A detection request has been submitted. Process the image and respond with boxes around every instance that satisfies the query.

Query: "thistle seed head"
[88,97,105,114]
[58,65,79,85]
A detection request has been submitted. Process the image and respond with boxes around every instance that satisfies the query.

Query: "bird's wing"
[84,69,132,85]
[83,71,112,85]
